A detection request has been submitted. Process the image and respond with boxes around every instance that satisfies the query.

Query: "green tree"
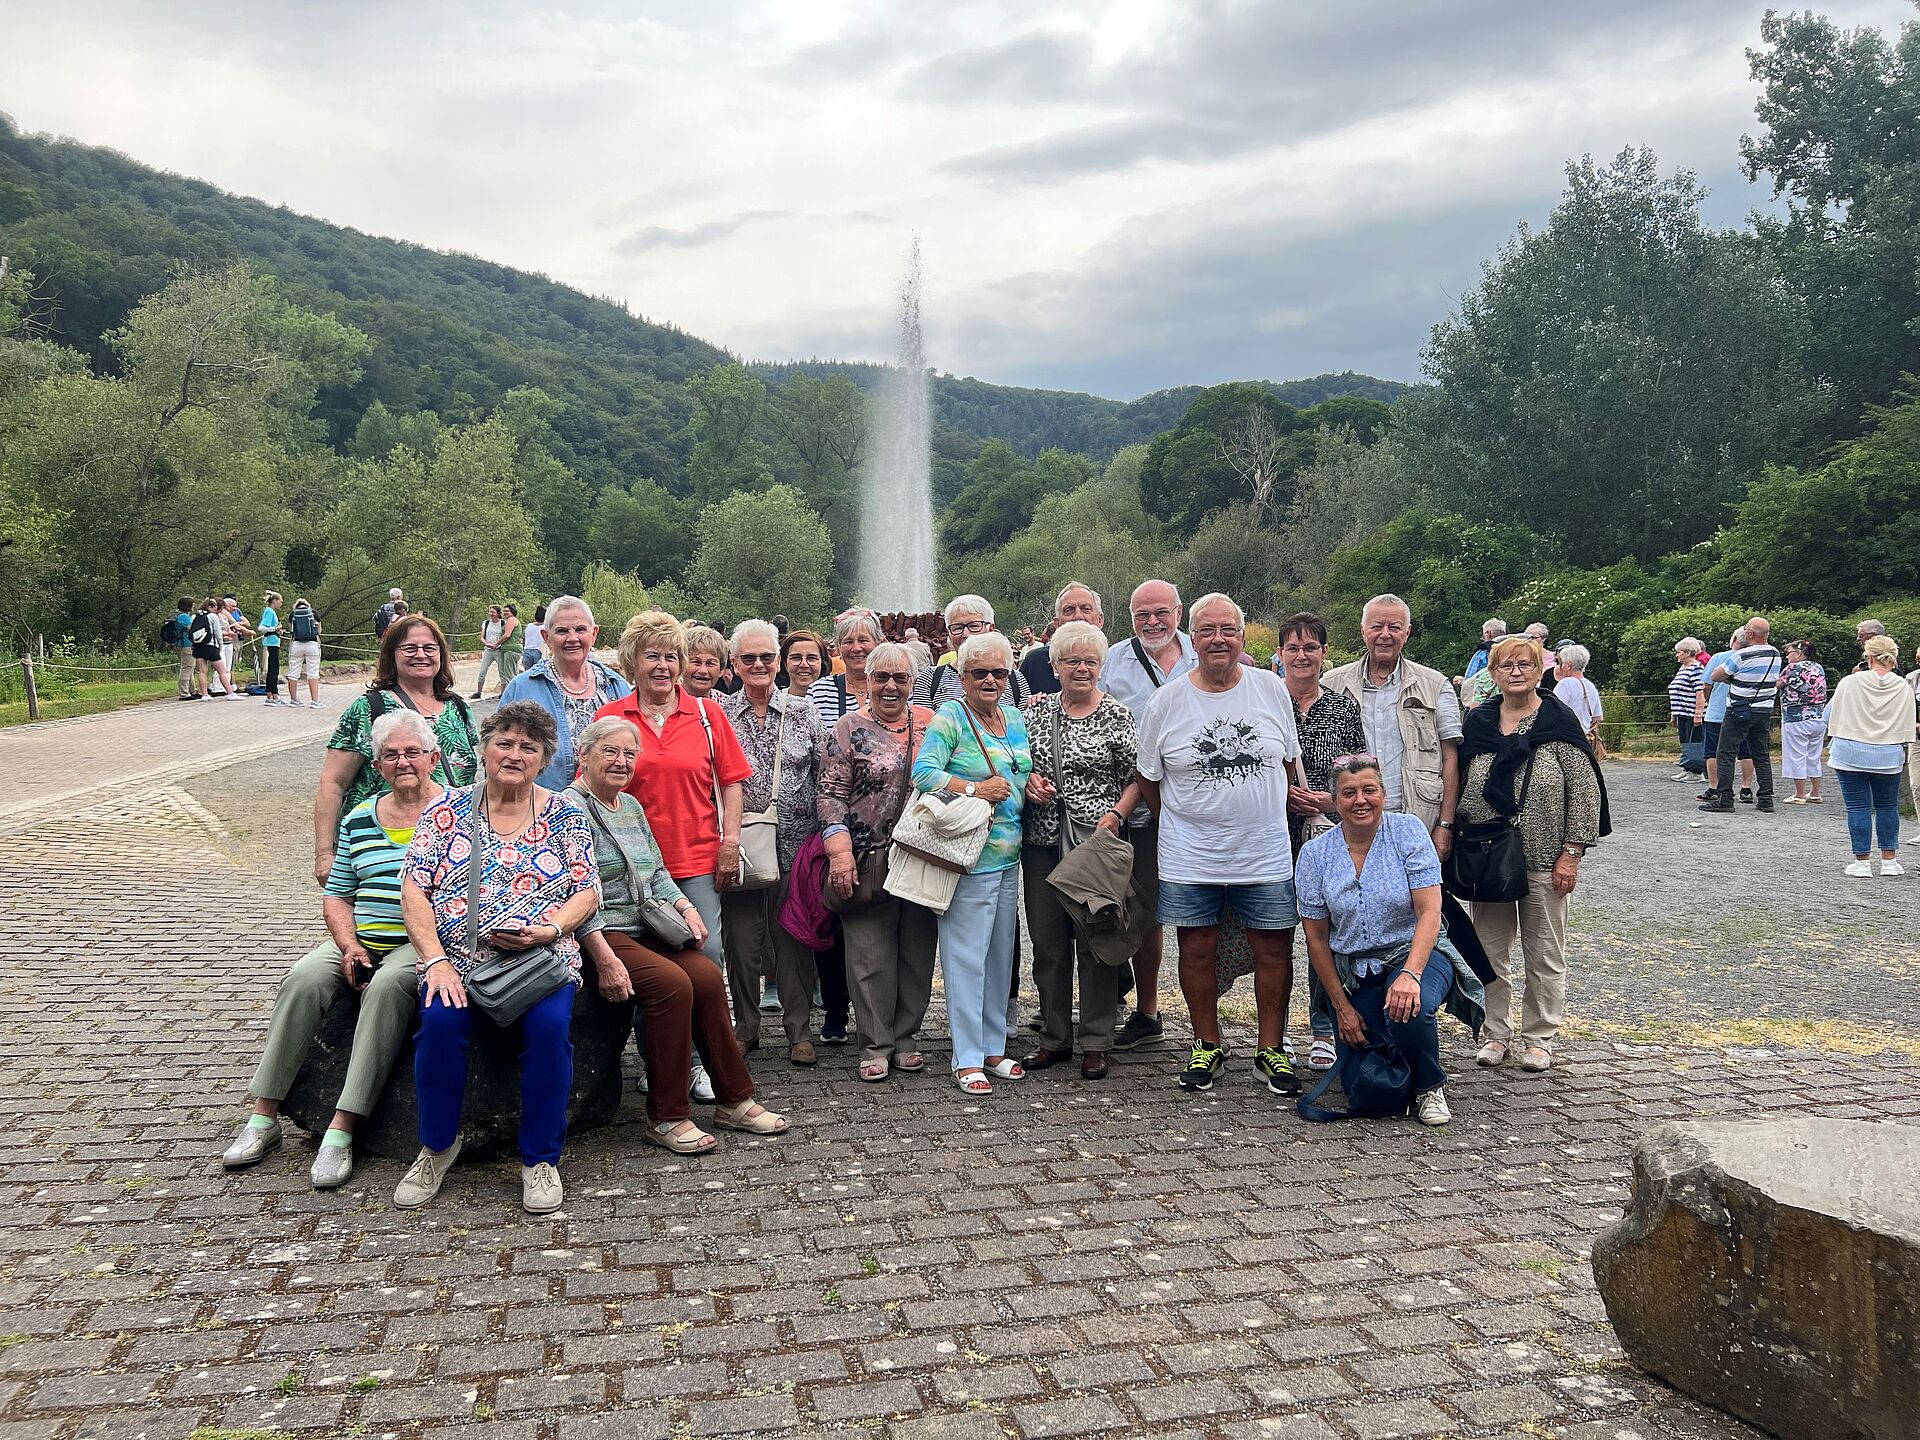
[942,442,1092,555]
[1411,148,1826,566]
[775,374,865,591]
[1138,383,1312,538]
[683,484,833,624]
[1279,427,1413,593]
[590,477,692,582]
[1743,10,1920,437]
[579,561,654,640]
[685,363,772,508]
[1173,504,1290,620]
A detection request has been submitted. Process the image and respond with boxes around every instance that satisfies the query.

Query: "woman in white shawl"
[1826,635,1911,877]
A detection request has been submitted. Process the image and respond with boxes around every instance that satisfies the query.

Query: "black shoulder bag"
[1442,754,1536,905]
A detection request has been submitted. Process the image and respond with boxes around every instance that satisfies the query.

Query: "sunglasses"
[735,652,777,665]
[968,667,1009,681]
[870,670,912,684]
[1330,753,1379,769]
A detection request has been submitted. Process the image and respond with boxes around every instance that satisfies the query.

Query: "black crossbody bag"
[1442,755,1535,905]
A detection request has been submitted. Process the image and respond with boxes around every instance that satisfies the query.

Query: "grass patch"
[1565,1013,1920,1058]
[1516,1256,1566,1282]
[0,1334,30,1348]
[274,1372,301,1395]
[0,679,178,728]
[349,1374,380,1392]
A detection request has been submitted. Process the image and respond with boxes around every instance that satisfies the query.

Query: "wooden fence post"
[20,655,38,722]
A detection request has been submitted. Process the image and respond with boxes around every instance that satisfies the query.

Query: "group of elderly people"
[224,582,1611,1207]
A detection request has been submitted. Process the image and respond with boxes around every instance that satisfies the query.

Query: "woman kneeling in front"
[397,701,600,1214]
[1295,755,1485,1126]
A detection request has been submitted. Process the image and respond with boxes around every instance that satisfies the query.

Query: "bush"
[1614,604,1855,719]
[1243,620,1277,667]
[579,562,653,641]
[1494,562,1669,684]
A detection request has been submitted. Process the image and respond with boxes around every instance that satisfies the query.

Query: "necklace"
[865,703,909,733]
[556,664,595,700]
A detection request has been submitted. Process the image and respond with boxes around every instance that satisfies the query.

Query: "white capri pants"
[1781,716,1826,781]
[285,641,322,681]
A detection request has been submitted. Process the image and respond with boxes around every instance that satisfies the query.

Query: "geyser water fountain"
[857,242,934,612]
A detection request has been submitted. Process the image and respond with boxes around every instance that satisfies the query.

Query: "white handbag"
[888,791,992,873]
[706,699,782,890]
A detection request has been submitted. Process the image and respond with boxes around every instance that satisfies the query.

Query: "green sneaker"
[1255,1046,1301,1096]
[1178,1042,1227,1091]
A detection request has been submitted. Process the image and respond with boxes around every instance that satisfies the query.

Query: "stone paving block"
[1044,1348,1156,1389]
[930,1361,1042,1403]
[888,1412,1009,1440]
[494,1370,609,1413]
[810,1376,925,1422]
[555,1409,675,1440]
[1131,1379,1247,1421]
[1013,1393,1131,1437]
[1451,1382,1562,1425]
[686,1392,802,1435]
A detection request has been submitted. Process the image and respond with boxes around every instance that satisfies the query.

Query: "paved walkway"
[0,704,1913,1439]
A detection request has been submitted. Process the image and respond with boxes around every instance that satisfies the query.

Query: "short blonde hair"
[684,624,728,662]
[1487,634,1544,673]
[618,610,686,682]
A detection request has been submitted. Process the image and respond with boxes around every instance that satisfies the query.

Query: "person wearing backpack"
[373,588,404,640]
[188,598,237,701]
[166,596,197,699]
[1295,755,1486,1126]
[285,598,324,708]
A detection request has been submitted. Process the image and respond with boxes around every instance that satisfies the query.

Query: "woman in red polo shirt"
[595,612,752,980]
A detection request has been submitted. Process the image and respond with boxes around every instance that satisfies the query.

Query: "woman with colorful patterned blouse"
[1275,612,1368,1072]
[315,615,479,886]
[396,702,599,1217]
[1778,639,1829,804]
[221,711,445,1190]
[1019,621,1138,1081]
[911,631,1033,1095]
[718,619,830,1062]
[820,643,938,1080]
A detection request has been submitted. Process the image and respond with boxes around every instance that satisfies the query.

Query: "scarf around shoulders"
[1459,690,1611,839]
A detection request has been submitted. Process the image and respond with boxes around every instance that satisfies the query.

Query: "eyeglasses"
[1330,753,1379,769]
[735,652,777,666]
[967,667,1010,681]
[870,670,912,684]
[949,619,989,635]
[397,644,440,657]
[1493,660,1538,673]
[1056,656,1100,669]
[378,747,432,763]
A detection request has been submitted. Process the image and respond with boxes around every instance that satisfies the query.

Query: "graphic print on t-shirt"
[1192,719,1272,788]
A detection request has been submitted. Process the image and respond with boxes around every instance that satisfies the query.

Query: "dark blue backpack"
[1296,973,1414,1121]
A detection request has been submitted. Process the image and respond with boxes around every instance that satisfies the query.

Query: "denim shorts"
[1158,878,1298,930]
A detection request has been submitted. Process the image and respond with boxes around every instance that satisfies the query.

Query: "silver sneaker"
[689,1061,715,1104]
[522,1162,564,1215]
[393,1137,462,1209]
[1413,1087,1452,1127]
[222,1117,282,1169]
[309,1141,354,1190]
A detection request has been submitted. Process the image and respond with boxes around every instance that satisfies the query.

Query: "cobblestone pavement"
[1,712,1914,1440]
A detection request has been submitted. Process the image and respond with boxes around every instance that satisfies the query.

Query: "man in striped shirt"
[1700,616,1782,813]
[1666,638,1706,780]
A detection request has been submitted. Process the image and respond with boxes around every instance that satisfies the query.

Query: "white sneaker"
[1845,860,1874,878]
[393,1137,461,1209]
[309,700,324,709]
[689,1061,715,1104]
[1880,858,1906,877]
[522,1162,564,1214]
[227,691,246,700]
[1414,1088,1451,1126]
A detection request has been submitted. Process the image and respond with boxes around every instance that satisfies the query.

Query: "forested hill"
[0,116,726,491]
[752,360,1412,459]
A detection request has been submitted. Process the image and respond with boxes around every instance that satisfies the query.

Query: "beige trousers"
[1471,870,1569,1048]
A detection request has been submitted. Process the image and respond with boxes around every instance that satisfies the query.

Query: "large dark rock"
[282,981,635,1158]
[1593,1119,1920,1440]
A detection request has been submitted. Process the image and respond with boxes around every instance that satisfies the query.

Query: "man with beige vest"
[1323,594,1463,859]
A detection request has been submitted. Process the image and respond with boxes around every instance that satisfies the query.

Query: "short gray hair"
[833,609,883,647]
[1730,626,1749,648]
[1558,643,1591,672]
[371,710,438,758]
[866,642,912,677]
[545,594,594,627]
[1364,593,1412,622]
[729,618,779,657]
[1054,581,1102,617]
[684,624,728,660]
[1048,620,1110,666]
[1189,592,1245,629]
[1858,618,1887,637]
[956,630,1014,671]
[576,715,641,759]
[1483,617,1507,638]
[944,593,994,626]
[1676,636,1703,654]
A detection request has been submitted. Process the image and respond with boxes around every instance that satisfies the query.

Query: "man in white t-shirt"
[1135,592,1304,1097]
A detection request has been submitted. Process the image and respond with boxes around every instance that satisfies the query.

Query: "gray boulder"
[1592,1118,1920,1440]
[282,982,635,1157]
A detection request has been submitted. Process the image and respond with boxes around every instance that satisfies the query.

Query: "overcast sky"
[2,1,1912,398]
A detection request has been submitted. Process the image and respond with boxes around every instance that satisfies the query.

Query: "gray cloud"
[613,210,792,254]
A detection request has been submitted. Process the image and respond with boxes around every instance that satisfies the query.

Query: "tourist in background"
[568,717,788,1151]
[258,591,284,705]
[1694,627,1756,803]
[912,630,1033,1095]
[1779,639,1829,805]
[811,609,881,727]
[500,596,631,791]
[1296,755,1486,1127]
[1826,634,1908,876]
[1667,637,1707,781]
[913,595,1034,709]
[1525,622,1557,685]
[497,603,523,686]
[221,711,443,1187]
[1322,594,1462,856]
[315,615,479,885]
[1020,620,1137,1081]
[1099,577,1197,1054]
[1018,583,1104,700]
[397,701,598,1214]
[189,598,234,700]
[373,587,404,639]
[683,625,729,698]
[1135,593,1304,1096]
[1552,644,1605,747]
[284,598,323,709]
[472,604,506,699]
[520,603,547,671]
[820,642,938,1081]
[220,595,252,686]
[1457,616,1506,691]
[1458,635,1607,1073]
[170,595,197,699]
[1276,611,1367,1072]
[719,619,829,1062]
[1701,616,1782,814]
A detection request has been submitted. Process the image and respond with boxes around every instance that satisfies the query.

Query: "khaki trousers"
[247,939,419,1115]
[722,878,818,1048]
[1471,871,1569,1048]
[842,893,937,1066]
[176,648,196,697]
[1020,845,1122,1052]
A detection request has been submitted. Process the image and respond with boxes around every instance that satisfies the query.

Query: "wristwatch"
[963,781,977,798]
[1436,819,1456,831]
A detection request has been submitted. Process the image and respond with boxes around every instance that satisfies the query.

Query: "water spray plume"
[858,240,933,611]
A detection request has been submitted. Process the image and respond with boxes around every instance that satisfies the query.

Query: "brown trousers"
[603,930,754,1124]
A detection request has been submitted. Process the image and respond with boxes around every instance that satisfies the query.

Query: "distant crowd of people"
[214,576,1637,1215]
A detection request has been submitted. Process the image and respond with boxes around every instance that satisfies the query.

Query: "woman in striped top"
[221,711,445,1190]
[1666,638,1706,781]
